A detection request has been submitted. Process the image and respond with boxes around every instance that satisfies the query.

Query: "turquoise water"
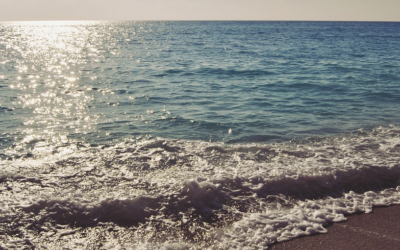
[1,21,400,249]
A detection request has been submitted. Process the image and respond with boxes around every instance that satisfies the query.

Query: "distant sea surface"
[1,21,400,249]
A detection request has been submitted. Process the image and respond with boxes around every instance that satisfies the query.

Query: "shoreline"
[269,205,400,250]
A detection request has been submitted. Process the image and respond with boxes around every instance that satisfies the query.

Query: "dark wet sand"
[269,205,400,250]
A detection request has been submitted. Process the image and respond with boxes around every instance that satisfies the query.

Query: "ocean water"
[0,21,400,249]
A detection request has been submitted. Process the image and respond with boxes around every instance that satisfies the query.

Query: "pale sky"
[1,0,399,22]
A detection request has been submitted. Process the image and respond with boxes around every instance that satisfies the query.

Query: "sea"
[0,21,400,249]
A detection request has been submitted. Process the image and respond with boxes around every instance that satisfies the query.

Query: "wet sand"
[269,205,400,250]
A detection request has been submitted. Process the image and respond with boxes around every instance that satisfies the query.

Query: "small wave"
[1,125,400,249]
[20,161,400,229]
[161,67,275,77]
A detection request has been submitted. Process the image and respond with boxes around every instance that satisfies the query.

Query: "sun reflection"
[2,21,108,151]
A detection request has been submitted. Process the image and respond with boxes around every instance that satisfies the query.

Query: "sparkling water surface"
[1,21,400,249]
[1,21,399,155]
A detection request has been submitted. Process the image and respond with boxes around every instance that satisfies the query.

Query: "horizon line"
[1,19,400,23]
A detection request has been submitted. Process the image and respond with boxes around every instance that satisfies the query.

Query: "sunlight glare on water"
[1,21,400,250]
[2,21,112,154]
[0,21,400,157]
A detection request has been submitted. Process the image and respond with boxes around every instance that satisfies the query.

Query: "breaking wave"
[1,125,400,249]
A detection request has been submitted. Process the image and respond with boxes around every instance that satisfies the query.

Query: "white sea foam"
[0,125,400,249]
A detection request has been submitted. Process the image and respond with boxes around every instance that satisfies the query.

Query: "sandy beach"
[269,205,400,250]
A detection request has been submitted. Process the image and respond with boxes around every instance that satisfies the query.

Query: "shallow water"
[1,126,400,249]
[0,21,400,249]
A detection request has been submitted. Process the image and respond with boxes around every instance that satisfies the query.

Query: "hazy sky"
[1,0,399,22]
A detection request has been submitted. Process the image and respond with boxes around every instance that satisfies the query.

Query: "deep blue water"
[0,21,400,153]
